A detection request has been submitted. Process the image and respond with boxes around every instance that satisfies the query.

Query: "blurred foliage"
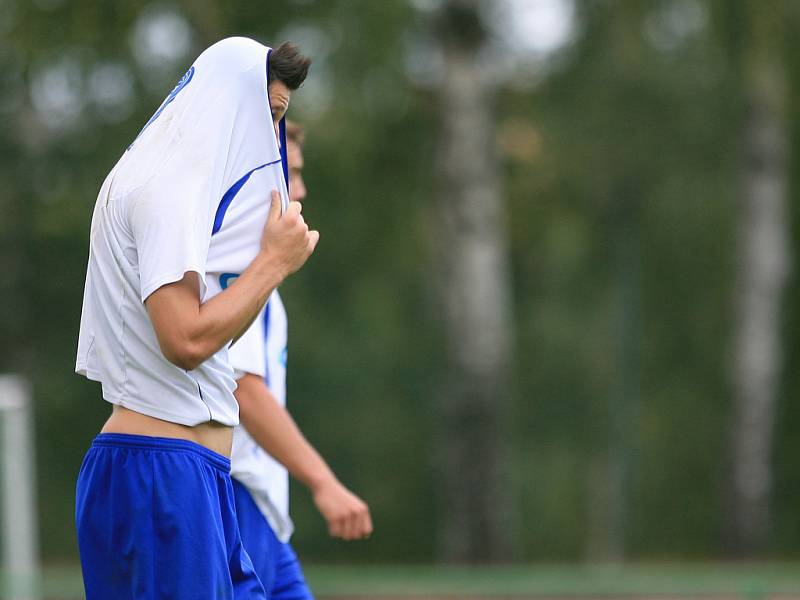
[2,0,800,564]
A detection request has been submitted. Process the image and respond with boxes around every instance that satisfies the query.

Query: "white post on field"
[0,375,39,600]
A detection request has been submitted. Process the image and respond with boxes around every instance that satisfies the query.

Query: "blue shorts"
[232,479,314,600]
[75,433,266,600]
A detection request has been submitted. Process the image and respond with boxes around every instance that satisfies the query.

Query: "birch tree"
[729,0,791,556]
[431,0,517,562]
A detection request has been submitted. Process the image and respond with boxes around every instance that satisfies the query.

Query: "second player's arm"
[236,373,373,540]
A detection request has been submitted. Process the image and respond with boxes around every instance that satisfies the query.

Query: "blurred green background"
[3,0,800,584]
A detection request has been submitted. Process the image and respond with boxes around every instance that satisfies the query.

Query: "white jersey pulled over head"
[229,291,294,541]
[76,37,289,427]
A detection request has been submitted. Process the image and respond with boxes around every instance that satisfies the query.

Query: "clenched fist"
[260,190,319,278]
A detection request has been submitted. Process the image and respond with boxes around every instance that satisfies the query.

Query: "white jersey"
[229,291,294,541]
[75,38,288,426]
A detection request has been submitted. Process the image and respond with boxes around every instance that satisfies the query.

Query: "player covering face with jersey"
[74,38,315,600]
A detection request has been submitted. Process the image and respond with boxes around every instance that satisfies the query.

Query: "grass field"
[5,563,800,599]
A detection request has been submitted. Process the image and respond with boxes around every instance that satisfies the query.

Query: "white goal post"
[0,375,39,600]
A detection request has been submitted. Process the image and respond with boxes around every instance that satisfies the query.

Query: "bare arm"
[236,373,373,540]
[145,192,318,370]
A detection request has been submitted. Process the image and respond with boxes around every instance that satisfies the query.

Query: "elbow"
[161,340,210,371]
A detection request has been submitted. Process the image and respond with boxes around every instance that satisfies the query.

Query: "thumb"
[267,190,282,222]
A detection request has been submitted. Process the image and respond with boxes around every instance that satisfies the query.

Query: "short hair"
[285,120,305,148]
[267,42,311,90]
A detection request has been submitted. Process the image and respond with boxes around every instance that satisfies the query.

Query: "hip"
[101,404,233,457]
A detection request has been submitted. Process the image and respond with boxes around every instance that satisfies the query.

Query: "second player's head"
[286,121,307,203]
[267,43,311,141]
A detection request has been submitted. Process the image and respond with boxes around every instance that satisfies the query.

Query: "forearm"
[235,373,373,540]
[198,253,287,349]
[236,375,336,491]
[146,254,286,370]
[146,190,318,371]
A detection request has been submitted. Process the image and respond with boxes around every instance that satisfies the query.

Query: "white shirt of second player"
[229,291,294,542]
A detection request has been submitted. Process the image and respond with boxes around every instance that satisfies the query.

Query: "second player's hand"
[312,479,373,541]
[260,190,319,279]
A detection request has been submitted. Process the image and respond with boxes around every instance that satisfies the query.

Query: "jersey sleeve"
[229,307,266,380]
[129,154,216,303]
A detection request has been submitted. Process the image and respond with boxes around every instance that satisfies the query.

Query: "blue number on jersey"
[129,66,195,149]
[219,273,240,290]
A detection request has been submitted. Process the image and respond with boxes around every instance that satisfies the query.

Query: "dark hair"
[267,42,311,90]
[285,120,305,147]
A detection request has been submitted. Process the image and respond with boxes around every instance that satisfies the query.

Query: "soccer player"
[228,122,372,599]
[74,38,315,599]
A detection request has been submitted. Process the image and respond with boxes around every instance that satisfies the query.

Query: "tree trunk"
[728,3,790,556]
[431,0,517,563]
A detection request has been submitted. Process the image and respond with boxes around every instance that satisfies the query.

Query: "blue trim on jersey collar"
[211,160,279,235]
[279,117,289,190]
[213,48,289,237]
